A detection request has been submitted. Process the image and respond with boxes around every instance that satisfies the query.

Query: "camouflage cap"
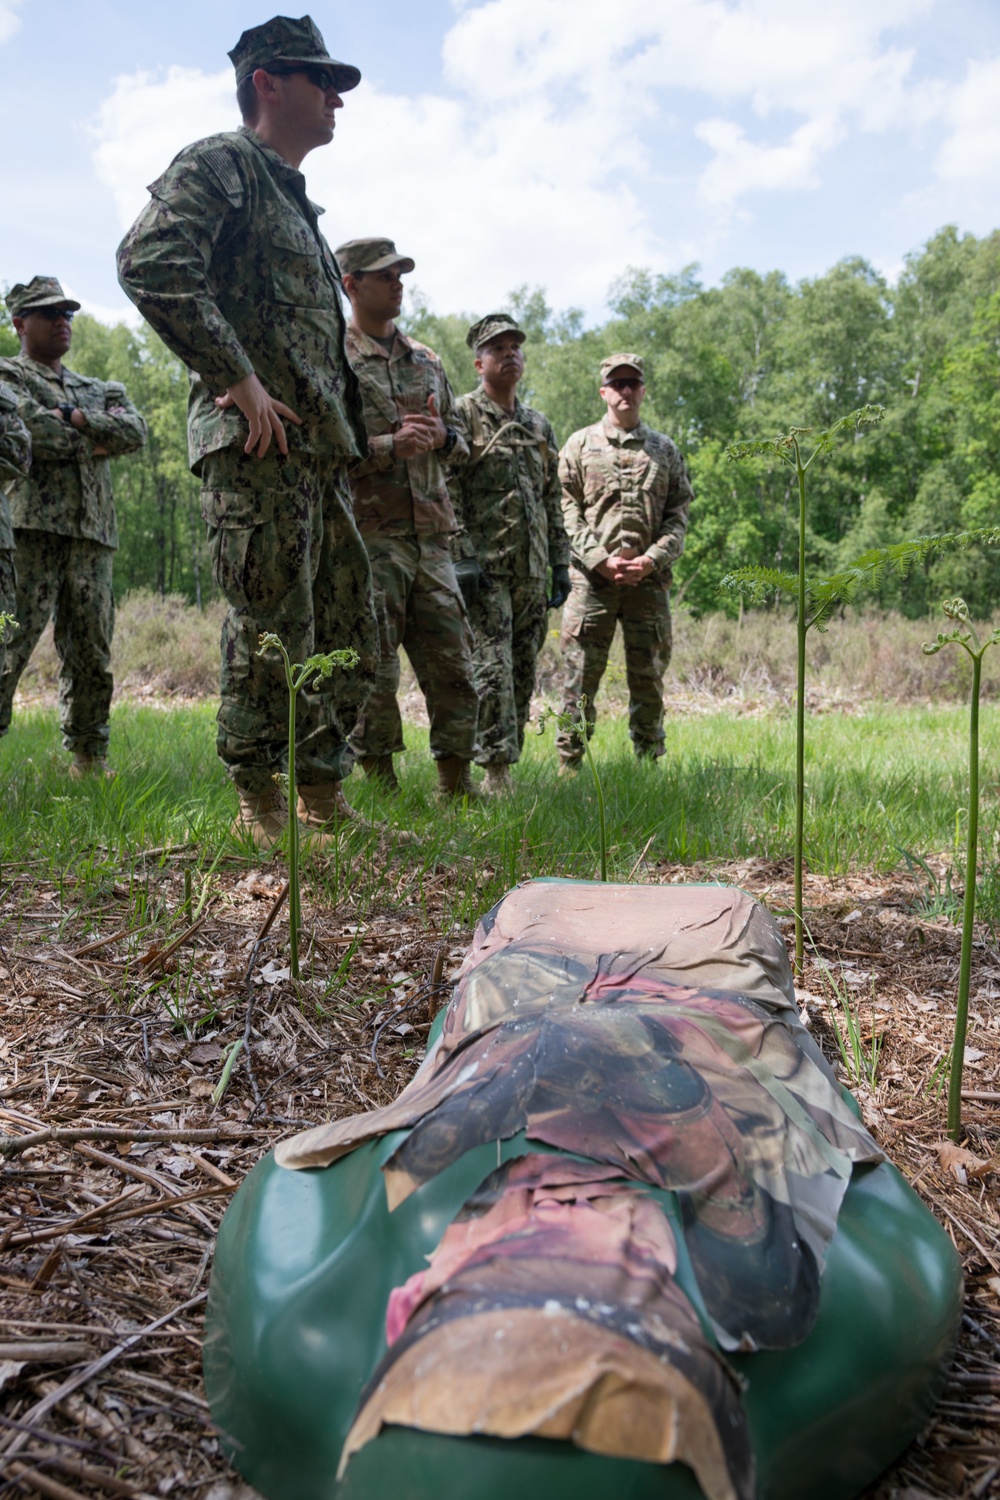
[334,238,415,276]
[5,276,81,317]
[228,14,360,92]
[466,312,526,352]
[599,352,644,384]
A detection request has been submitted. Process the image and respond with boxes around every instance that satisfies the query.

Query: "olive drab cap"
[466,313,526,351]
[334,238,415,276]
[5,276,81,317]
[228,14,361,92]
[599,352,644,384]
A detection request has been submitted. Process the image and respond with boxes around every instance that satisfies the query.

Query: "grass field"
[3,695,999,931]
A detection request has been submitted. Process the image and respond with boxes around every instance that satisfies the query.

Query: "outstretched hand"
[216,374,303,459]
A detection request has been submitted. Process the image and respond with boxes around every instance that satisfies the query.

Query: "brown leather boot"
[483,762,514,796]
[436,756,483,802]
[232,786,288,849]
[357,754,400,794]
[68,754,116,782]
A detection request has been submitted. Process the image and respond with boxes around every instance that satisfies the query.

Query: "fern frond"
[720,566,799,605]
[726,438,794,464]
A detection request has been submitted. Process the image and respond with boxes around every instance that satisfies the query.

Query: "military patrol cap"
[599,352,644,384]
[228,14,361,92]
[466,312,526,352]
[5,276,81,317]
[334,238,415,276]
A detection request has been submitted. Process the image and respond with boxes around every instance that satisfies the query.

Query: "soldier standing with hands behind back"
[0,277,147,778]
[451,313,570,794]
[557,354,692,772]
[117,15,379,848]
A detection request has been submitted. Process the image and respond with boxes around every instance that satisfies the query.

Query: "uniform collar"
[474,385,524,422]
[17,353,70,385]
[601,414,646,445]
[348,325,413,360]
[239,126,325,215]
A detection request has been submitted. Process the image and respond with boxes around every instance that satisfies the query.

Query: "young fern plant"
[721,405,885,972]
[256,633,359,980]
[922,598,1000,1143]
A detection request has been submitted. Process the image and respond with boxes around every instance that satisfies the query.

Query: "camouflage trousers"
[557,569,672,762]
[0,547,14,685]
[0,530,114,757]
[467,573,548,765]
[201,449,377,794]
[350,533,479,761]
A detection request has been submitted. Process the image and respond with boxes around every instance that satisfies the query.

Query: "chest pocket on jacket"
[267,207,326,308]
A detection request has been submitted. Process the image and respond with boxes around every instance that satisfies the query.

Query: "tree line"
[3,222,998,620]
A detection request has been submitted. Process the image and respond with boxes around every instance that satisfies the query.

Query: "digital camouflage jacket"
[346,326,468,538]
[0,355,147,550]
[117,126,366,472]
[0,381,31,550]
[450,386,570,581]
[559,416,693,581]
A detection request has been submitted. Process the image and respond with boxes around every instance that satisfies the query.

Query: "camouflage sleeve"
[80,381,149,457]
[116,147,256,392]
[0,364,82,460]
[438,367,470,468]
[559,433,609,572]
[541,417,571,569]
[444,395,474,559]
[0,384,31,481]
[350,433,395,478]
[645,448,693,572]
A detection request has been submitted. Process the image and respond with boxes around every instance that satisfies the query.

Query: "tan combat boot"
[357,754,400,794]
[69,754,116,782]
[483,762,514,796]
[297,782,386,843]
[232,786,288,849]
[436,756,483,802]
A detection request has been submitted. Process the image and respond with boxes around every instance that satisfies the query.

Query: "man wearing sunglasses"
[117,15,379,848]
[557,354,693,772]
[0,277,147,778]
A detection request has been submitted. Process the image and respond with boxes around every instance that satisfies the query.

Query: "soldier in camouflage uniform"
[338,238,481,800]
[0,278,147,777]
[558,354,692,770]
[0,382,31,685]
[117,15,380,847]
[450,313,570,795]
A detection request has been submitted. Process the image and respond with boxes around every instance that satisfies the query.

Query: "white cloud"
[934,54,1000,186]
[0,0,23,44]
[87,0,994,318]
[92,66,236,228]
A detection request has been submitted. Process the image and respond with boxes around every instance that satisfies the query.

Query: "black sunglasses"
[605,377,642,391]
[266,63,339,92]
[31,306,75,322]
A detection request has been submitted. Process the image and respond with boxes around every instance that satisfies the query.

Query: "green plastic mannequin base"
[205,1137,960,1500]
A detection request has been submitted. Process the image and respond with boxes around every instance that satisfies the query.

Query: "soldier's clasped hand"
[215,373,303,459]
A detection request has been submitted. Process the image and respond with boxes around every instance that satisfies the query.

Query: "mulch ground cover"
[1,847,998,1500]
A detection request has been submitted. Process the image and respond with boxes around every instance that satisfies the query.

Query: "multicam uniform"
[558,416,692,763]
[345,326,479,764]
[0,382,30,683]
[451,387,569,766]
[0,355,146,757]
[117,125,377,795]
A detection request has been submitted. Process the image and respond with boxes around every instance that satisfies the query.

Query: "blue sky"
[2,0,999,325]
